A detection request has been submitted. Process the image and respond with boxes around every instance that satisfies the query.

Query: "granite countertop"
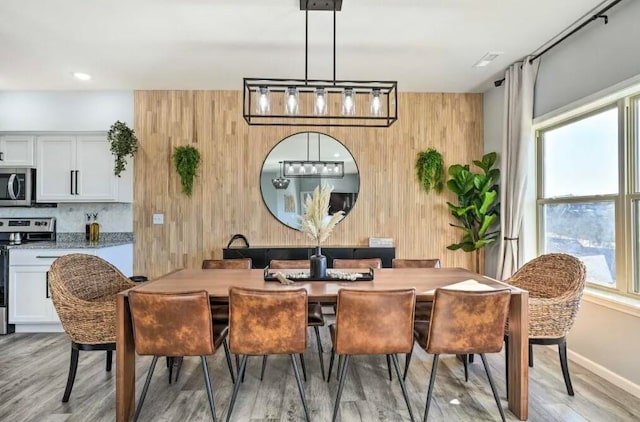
[8,232,134,249]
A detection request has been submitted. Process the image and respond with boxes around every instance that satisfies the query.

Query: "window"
[537,97,640,296]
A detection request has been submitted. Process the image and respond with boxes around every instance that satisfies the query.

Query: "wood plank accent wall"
[133,91,483,279]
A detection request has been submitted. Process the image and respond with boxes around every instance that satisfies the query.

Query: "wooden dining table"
[116,267,529,421]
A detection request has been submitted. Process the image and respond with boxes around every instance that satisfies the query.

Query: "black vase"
[310,246,327,279]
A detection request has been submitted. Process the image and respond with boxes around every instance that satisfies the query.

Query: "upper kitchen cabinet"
[0,135,35,167]
[36,135,132,203]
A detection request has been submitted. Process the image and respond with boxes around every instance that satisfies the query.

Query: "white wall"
[483,0,640,396]
[0,91,133,131]
[534,0,640,117]
[483,86,504,278]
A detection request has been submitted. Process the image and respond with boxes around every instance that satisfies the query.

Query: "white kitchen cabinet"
[8,265,59,323]
[8,245,133,331]
[0,135,35,167]
[36,134,131,202]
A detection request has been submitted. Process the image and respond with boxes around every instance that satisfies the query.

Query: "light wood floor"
[1,329,639,421]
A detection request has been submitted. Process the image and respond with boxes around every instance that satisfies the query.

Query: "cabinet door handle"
[35,255,65,259]
[74,171,79,195]
[0,151,4,161]
[46,271,50,298]
[70,170,74,194]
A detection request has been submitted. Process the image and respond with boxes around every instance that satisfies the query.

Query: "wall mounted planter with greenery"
[173,146,201,197]
[415,148,444,193]
[107,120,138,177]
[446,152,500,273]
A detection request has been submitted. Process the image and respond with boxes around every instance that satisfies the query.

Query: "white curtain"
[496,57,540,280]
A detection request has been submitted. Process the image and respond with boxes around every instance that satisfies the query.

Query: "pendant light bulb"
[342,88,355,116]
[370,88,383,116]
[285,87,299,115]
[314,88,328,115]
[256,86,270,115]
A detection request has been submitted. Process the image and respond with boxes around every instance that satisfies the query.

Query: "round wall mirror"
[260,132,360,230]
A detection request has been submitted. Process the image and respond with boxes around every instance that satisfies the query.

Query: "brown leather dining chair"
[128,290,234,422]
[269,259,325,380]
[166,258,252,385]
[328,288,416,422]
[227,287,310,422]
[332,258,382,269]
[392,258,441,380]
[414,288,511,422]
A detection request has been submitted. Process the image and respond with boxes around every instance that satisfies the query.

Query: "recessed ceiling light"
[473,52,503,68]
[72,72,92,81]
[333,152,340,157]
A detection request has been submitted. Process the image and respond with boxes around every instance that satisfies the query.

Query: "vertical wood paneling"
[134,91,483,278]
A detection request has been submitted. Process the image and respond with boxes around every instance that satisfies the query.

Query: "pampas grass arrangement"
[299,183,344,247]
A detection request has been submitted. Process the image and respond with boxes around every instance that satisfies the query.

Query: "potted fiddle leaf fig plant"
[173,145,201,197]
[446,152,500,273]
[107,121,138,177]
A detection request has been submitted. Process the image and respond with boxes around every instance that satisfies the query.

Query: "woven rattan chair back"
[48,254,135,344]
[507,253,586,338]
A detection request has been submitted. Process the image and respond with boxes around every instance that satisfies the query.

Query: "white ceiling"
[0,0,605,92]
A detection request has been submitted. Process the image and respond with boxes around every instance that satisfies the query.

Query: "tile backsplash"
[0,203,133,233]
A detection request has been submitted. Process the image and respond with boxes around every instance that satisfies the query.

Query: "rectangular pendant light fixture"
[242,0,398,128]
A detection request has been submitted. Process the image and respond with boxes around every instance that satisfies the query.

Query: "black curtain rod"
[494,0,624,87]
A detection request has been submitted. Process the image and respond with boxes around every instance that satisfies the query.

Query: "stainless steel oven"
[0,168,35,206]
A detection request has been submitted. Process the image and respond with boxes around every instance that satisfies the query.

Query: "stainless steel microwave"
[0,168,35,206]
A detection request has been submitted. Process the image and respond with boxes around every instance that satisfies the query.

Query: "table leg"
[117,295,136,422]
[508,291,529,420]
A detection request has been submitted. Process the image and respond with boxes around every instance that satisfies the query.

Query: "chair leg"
[463,354,469,382]
[479,353,506,422]
[290,354,311,422]
[222,339,235,384]
[174,357,184,383]
[391,354,415,422]
[260,355,268,381]
[299,354,307,382]
[235,354,240,376]
[167,357,174,384]
[327,347,335,383]
[313,326,324,353]
[529,344,534,367]
[403,346,413,382]
[331,355,351,422]
[559,341,575,396]
[314,326,325,380]
[386,354,393,381]
[226,355,248,422]
[106,350,113,372]
[201,356,217,422]
[62,345,79,402]
[423,354,439,422]
[133,356,159,422]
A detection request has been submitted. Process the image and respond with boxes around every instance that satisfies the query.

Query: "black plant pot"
[310,247,327,279]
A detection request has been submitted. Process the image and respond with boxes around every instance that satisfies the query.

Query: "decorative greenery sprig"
[299,183,344,247]
[172,146,201,197]
[415,148,444,193]
[107,121,138,177]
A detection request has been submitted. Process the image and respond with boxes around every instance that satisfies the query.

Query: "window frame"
[535,99,638,297]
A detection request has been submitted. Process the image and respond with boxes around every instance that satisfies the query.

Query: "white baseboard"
[567,349,640,399]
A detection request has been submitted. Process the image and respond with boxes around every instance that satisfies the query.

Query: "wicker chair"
[504,253,586,396]
[48,253,136,402]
